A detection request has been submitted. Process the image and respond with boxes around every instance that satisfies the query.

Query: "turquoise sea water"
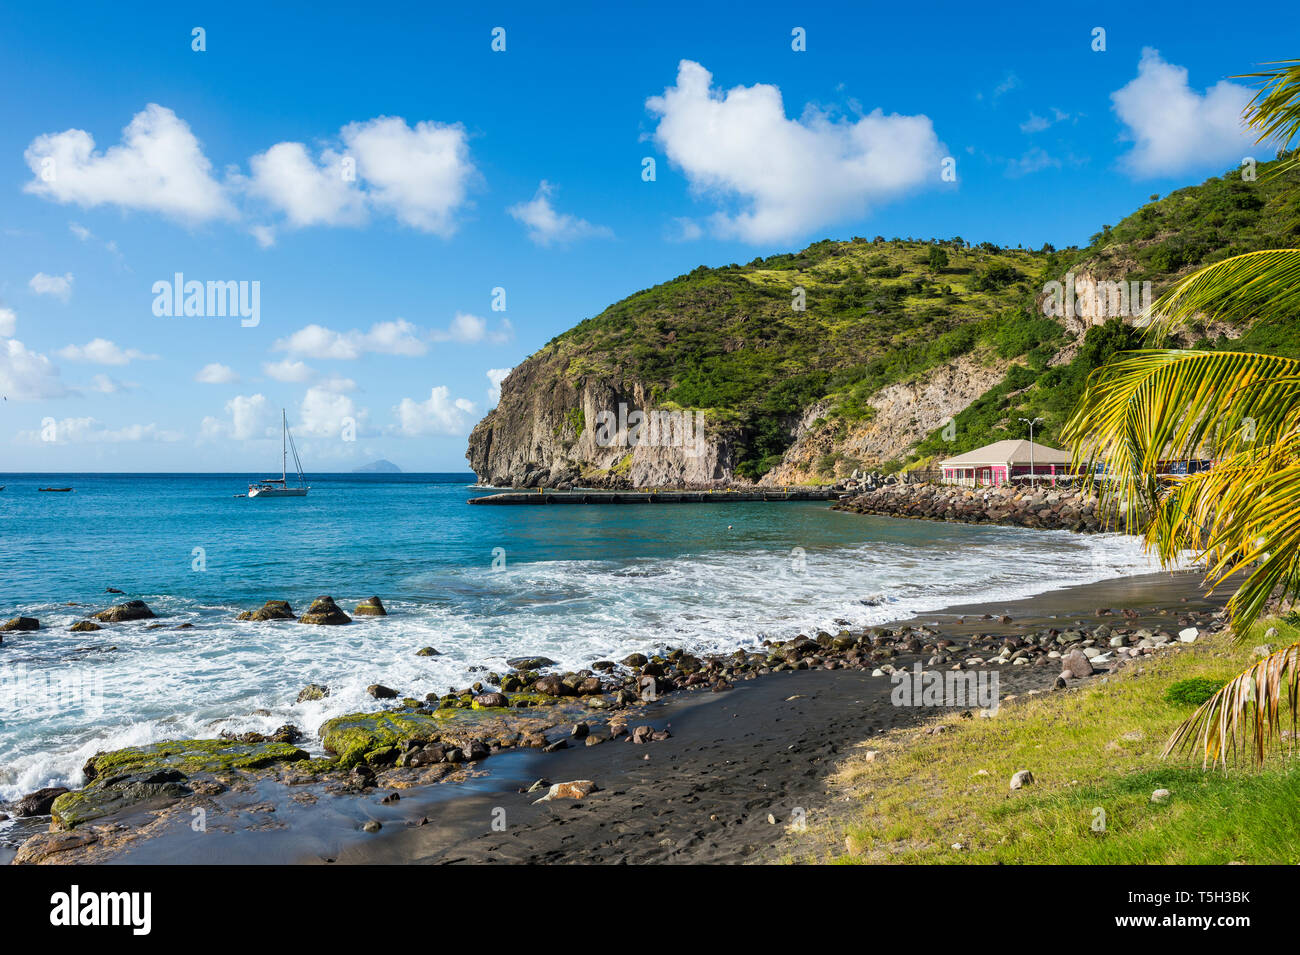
[0,472,1155,799]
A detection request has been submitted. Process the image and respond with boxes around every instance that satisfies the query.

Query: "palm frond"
[1064,349,1300,529]
[1144,249,1300,340]
[1165,641,1300,767]
[1237,58,1300,174]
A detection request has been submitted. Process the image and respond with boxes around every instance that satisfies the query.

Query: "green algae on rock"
[298,595,351,625]
[319,711,447,767]
[353,595,387,616]
[237,599,295,621]
[91,600,155,623]
[82,738,310,782]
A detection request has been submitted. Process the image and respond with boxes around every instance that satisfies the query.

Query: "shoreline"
[4,567,1224,865]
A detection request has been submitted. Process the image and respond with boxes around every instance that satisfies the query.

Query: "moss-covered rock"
[353,596,387,616]
[69,620,102,632]
[237,599,295,621]
[296,682,329,703]
[318,711,448,768]
[1,616,40,632]
[82,738,309,782]
[298,596,351,625]
[51,771,191,830]
[92,600,155,623]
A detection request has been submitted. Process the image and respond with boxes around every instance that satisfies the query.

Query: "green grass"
[797,618,1300,864]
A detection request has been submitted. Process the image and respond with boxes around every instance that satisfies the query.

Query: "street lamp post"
[1019,417,1043,484]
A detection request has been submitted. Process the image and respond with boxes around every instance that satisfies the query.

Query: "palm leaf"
[1164,641,1300,767]
[1144,249,1300,340]
[1236,58,1300,175]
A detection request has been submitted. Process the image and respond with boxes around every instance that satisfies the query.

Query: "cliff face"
[468,361,737,488]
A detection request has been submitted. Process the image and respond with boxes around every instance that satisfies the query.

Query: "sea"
[0,472,1159,800]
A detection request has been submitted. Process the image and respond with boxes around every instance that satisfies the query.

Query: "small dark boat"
[39,487,73,492]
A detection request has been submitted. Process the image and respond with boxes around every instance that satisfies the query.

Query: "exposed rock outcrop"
[92,601,154,623]
[237,599,295,621]
[298,596,351,625]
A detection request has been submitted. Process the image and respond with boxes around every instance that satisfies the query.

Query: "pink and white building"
[939,439,1073,487]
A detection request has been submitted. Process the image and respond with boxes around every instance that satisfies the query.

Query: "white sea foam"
[0,528,1163,800]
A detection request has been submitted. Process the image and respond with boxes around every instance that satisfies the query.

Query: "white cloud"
[340,117,477,234]
[250,225,276,248]
[58,338,158,365]
[30,272,74,301]
[430,312,513,345]
[245,141,367,228]
[393,386,477,436]
[508,180,612,245]
[89,373,134,394]
[0,308,16,337]
[1112,48,1256,178]
[272,319,427,359]
[18,416,181,444]
[0,338,69,400]
[646,60,945,243]
[201,393,275,442]
[69,222,92,241]
[262,358,314,382]
[486,367,511,404]
[195,362,239,384]
[23,104,234,222]
[299,385,368,437]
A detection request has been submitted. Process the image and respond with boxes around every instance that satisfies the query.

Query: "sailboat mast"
[282,408,287,483]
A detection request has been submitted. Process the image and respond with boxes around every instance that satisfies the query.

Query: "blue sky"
[0,1,1293,471]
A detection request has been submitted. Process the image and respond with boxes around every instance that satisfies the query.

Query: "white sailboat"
[248,409,310,498]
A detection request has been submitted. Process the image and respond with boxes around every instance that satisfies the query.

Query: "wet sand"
[57,568,1220,866]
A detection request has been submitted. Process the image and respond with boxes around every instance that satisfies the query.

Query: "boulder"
[472,692,509,708]
[13,786,69,816]
[353,596,387,617]
[1060,649,1094,679]
[237,600,295,621]
[367,684,398,699]
[507,656,556,670]
[0,616,39,632]
[92,601,155,623]
[1151,789,1172,804]
[415,646,440,656]
[298,596,351,625]
[1009,769,1034,790]
[296,683,330,703]
[68,621,102,632]
[534,674,574,696]
[532,779,600,803]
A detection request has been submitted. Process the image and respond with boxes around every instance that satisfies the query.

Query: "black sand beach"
[6,568,1221,866]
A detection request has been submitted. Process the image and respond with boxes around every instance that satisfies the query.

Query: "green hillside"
[532,157,1300,480]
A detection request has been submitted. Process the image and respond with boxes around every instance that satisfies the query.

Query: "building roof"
[940,439,1071,469]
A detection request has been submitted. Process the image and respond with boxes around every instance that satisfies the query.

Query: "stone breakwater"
[833,482,1116,534]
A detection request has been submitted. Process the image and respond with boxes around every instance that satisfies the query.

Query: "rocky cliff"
[467,160,1300,488]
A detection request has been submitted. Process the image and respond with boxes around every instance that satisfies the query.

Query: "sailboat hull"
[248,485,308,498]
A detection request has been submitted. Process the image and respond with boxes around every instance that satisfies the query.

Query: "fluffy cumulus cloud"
[262,358,314,382]
[486,367,511,404]
[200,393,275,442]
[430,312,513,345]
[0,308,16,337]
[393,386,477,436]
[89,373,134,394]
[29,272,74,301]
[646,60,946,243]
[25,107,475,237]
[17,417,182,444]
[508,181,612,245]
[0,337,69,400]
[1112,49,1256,178]
[195,362,239,384]
[58,338,158,365]
[272,319,427,359]
[245,141,367,228]
[299,383,367,437]
[23,104,234,222]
